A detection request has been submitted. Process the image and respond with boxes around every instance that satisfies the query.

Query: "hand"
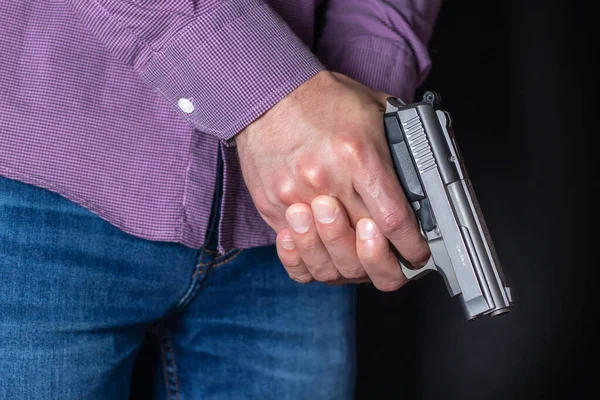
[235,71,430,291]
[277,195,412,290]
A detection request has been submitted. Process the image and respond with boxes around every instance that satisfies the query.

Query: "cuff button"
[177,98,195,114]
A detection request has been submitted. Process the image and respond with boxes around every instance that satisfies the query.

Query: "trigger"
[417,198,436,232]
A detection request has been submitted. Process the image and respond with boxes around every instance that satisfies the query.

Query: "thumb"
[375,91,402,110]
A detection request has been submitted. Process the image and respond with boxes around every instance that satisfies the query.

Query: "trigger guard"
[400,257,437,280]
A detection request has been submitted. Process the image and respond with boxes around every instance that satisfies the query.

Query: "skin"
[235,70,430,292]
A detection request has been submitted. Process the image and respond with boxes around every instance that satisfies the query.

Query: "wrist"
[235,70,336,148]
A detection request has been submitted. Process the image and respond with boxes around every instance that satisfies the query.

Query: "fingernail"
[357,219,377,240]
[280,239,295,250]
[312,201,336,224]
[287,211,311,233]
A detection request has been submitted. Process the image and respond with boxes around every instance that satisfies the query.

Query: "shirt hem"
[0,169,185,246]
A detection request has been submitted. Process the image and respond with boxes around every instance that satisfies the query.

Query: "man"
[0,0,441,398]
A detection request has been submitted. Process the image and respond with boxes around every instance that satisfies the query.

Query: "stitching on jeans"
[172,248,239,314]
[171,251,210,312]
[160,331,181,400]
[195,248,235,267]
[193,249,243,278]
[212,249,243,268]
[166,336,181,400]
[159,333,173,400]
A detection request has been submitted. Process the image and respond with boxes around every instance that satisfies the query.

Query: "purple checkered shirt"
[0,0,441,252]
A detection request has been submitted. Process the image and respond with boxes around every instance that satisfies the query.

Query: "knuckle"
[298,164,327,191]
[320,229,347,247]
[282,258,303,270]
[338,264,366,280]
[273,178,295,205]
[298,237,321,255]
[336,135,368,167]
[289,272,314,284]
[252,188,277,217]
[379,209,411,237]
[312,267,341,283]
[252,188,269,212]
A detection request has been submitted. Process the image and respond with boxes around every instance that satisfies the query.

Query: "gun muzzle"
[384,92,514,320]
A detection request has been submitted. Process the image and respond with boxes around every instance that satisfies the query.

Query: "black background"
[355,1,594,399]
[132,1,594,399]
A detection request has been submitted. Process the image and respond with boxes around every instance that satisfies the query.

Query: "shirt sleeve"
[66,0,325,141]
[316,0,443,102]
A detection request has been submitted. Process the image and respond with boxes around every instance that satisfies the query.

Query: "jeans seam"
[196,248,236,267]
[159,330,181,400]
[159,337,171,400]
[193,249,243,278]
[174,247,244,313]
[173,250,211,312]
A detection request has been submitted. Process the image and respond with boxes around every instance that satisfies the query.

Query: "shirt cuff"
[317,36,431,103]
[138,1,325,141]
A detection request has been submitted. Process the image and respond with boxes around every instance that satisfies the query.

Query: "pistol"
[384,92,513,320]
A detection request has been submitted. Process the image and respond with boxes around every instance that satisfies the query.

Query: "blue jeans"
[0,175,357,399]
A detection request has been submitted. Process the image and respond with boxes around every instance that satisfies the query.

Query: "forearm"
[66,0,324,140]
[317,0,443,100]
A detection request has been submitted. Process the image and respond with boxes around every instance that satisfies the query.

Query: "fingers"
[356,218,407,292]
[276,228,366,286]
[278,197,407,292]
[285,203,341,283]
[276,228,313,284]
[310,195,367,281]
[353,162,430,268]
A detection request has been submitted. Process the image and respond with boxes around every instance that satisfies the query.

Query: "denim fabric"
[0,174,357,399]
